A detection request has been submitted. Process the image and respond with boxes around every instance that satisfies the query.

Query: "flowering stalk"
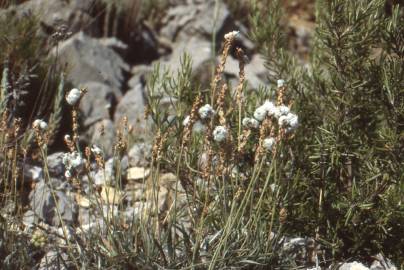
[235,47,246,149]
[211,31,239,105]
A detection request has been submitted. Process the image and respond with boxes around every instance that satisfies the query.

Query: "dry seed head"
[202,125,213,180]
[71,108,80,144]
[235,47,246,107]
[216,83,228,125]
[256,117,273,159]
[279,207,288,224]
[13,118,22,137]
[237,129,251,153]
[211,31,238,100]
[84,146,91,171]
[276,80,287,106]
[152,127,172,162]
[1,109,8,130]
[114,130,127,155]
[182,95,203,146]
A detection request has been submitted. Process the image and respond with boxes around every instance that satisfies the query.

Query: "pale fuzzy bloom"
[253,105,268,121]
[64,134,71,141]
[254,101,277,121]
[278,115,289,127]
[262,100,277,116]
[91,145,102,155]
[33,119,48,130]
[279,113,299,133]
[274,105,290,119]
[288,114,299,129]
[198,104,215,119]
[182,115,190,126]
[62,151,84,172]
[340,262,369,270]
[242,117,260,129]
[277,79,285,88]
[262,137,276,151]
[213,125,228,142]
[224,30,239,40]
[66,88,81,106]
[192,120,206,134]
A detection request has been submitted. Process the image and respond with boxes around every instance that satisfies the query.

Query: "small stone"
[76,193,91,208]
[56,225,74,242]
[23,165,43,182]
[128,142,152,167]
[127,167,150,181]
[100,186,124,205]
[29,179,78,226]
[339,262,369,270]
[39,249,71,270]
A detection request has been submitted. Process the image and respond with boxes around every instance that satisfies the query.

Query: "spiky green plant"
[249,0,403,264]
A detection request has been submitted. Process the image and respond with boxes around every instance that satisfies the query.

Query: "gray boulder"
[55,32,129,90]
[114,83,148,135]
[79,81,121,127]
[5,0,97,36]
[160,0,232,42]
[29,179,78,226]
[47,152,65,177]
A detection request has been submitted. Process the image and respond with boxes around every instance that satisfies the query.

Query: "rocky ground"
[0,1,399,269]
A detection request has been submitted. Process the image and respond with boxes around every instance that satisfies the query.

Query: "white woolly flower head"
[263,100,277,116]
[254,100,277,121]
[224,30,240,40]
[277,79,285,88]
[278,113,299,133]
[242,117,260,129]
[66,88,81,106]
[91,145,102,155]
[213,125,228,142]
[62,151,84,172]
[263,137,276,151]
[32,119,48,130]
[254,105,268,121]
[274,105,290,119]
[198,104,215,120]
